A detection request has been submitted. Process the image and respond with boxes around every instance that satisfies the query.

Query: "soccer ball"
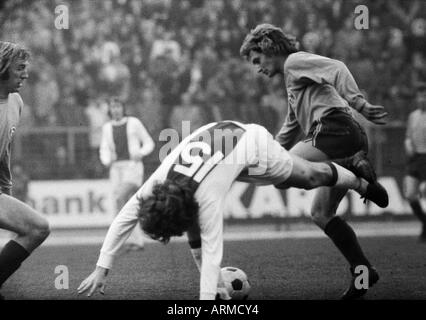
[220,266,251,300]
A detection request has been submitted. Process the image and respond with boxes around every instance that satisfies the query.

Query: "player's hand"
[215,286,232,300]
[360,102,388,125]
[77,266,109,297]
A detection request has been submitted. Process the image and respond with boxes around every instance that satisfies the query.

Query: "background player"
[77,120,387,300]
[100,97,155,251]
[240,24,388,299]
[404,83,426,242]
[0,41,50,299]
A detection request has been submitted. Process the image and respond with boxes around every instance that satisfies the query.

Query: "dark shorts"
[406,153,426,181]
[305,110,368,159]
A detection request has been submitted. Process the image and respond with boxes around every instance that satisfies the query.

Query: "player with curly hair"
[240,23,388,299]
[78,120,387,300]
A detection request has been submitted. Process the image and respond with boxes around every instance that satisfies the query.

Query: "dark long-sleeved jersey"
[276,51,367,149]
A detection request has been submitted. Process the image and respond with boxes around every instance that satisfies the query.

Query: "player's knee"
[310,208,330,229]
[311,212,323,227]
[304,170,324,190]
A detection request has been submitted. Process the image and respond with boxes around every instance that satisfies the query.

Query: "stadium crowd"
[0,0,425,179]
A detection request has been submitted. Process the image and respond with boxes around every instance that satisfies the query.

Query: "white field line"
[0,224,420,247]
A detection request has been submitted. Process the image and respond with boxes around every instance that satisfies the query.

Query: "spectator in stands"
[169,91,207,136]
[11,162,30,204]
[32,62,59,126]
[98,50,131,100]
[0,0,423,180]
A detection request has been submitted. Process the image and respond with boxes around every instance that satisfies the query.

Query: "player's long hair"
[0,41,30,80]
[139,179,199,244]
[240,23,299,58]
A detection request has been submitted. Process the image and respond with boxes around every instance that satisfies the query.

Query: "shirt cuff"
[352,97,367,112]
[96,251,115,270]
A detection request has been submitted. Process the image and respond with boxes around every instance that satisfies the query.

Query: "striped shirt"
[112,122,130,161]
[276,51,367,149]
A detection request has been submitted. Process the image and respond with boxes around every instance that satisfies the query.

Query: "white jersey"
[96,121,293,299]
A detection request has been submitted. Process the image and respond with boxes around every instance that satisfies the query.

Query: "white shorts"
[110,160,144,192]
[236,124,294,186]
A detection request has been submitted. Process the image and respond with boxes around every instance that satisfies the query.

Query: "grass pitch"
[3,235,426,300]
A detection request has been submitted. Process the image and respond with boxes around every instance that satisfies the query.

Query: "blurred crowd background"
[0,0,425,182]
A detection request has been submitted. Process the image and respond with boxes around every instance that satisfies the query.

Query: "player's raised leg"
[0,194,50,289]
[276,148,388,208]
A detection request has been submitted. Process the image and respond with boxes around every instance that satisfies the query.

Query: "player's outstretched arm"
[77,191,145,298]
[286,54,388,125]
[77,266,109,296]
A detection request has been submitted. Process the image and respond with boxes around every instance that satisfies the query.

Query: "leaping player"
[240,23,388,299]
[78,120,388,300]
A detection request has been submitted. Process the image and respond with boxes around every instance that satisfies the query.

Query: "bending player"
[240,24,388,299]
[78,121,387,300]
[0,42,50,299]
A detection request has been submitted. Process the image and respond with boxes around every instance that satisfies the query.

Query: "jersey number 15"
[173,141,225,183]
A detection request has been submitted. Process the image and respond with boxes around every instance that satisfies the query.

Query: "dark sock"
[409,200,426,225]
[325,162,338,187]
[0,240,30,287]
[324,216,371,269]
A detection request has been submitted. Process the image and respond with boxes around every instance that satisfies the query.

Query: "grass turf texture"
[2,236,426,300]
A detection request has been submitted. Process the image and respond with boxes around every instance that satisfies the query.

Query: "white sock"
[331,162,363,192]
[190,248,202,272]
